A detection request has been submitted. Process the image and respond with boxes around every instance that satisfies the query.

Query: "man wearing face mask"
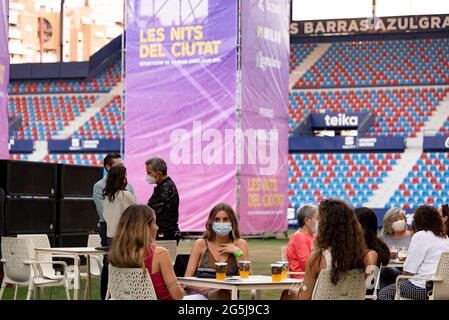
[145,157,181,244]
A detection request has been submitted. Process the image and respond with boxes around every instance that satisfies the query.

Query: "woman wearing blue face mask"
[184,203,249,300]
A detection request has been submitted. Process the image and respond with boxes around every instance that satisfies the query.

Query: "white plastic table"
[178,275,302,300]
[34,247,104,300]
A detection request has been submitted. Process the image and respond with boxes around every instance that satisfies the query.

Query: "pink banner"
[0,0,9,160]
[239,0,290,234]
[125,0,238,232]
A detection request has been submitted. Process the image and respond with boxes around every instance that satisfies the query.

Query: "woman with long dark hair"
[102,165,136,242]
[378,205,449,300]
[355,207,390,267]
[355,207,391,295]
[297,198,369,300]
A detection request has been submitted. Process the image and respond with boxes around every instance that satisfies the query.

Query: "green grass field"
[1,235,290,300]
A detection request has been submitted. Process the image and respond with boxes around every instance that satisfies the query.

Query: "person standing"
[146,157,181,244]
[102,165,136,242]
[92,153,134,300]
[93,153,135,246]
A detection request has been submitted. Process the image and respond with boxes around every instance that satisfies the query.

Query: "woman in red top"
[109,204,184,300]
[281,204,318,300]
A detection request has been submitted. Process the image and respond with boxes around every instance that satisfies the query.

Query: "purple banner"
[239,0,290,234]
[125,0,238,231]
[0,0,9,159]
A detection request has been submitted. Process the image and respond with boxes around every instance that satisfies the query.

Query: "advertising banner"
[239,0,290,234]
[125,0,238,231]
[0,0,9,159]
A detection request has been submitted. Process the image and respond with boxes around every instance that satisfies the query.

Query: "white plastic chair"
[17,234,60,280]
[106,265,157,300]
[365,264,382,300]
[395,252,449,300]
[311,269,367,300]
[18,233,86,298]
[156,240,177,264]
[0,237,71,300]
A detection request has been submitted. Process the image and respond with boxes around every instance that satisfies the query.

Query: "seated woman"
[287,204,318,277]
[355,207,390,295]
[109,204,185,300]
[294,198,371,300]
[379,207,412,287]
[184,203,249,300]
[378,205,449,300]
[381,207,412,251]
[280,204,318,300]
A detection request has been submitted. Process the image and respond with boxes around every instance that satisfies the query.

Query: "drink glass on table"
[390,247,398,260]
[277,261,289,279]
[271,263,282,282]
[398,248,407,262]
[215,262,227,281]
[239,261,251,279]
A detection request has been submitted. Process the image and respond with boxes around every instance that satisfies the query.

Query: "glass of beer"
[271,263,282,282]
[215,262,227,281]
[398,248,407,262]
[390,247,398,260]
[277,261,289,279]
[239,261,251,279]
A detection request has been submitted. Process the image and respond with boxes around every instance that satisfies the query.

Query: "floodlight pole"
[60,0,64,62]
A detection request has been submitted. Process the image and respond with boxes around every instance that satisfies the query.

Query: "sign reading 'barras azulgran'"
[290,14,449,36]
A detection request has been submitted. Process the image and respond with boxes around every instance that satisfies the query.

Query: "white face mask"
[146,175,156,185]
[391,220,406,232]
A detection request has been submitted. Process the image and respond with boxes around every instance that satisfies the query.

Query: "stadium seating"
[437,117,449,136]
[294,38,449,88]
[71,96,122,139]
[8,58,121,94]
[290,43,317,70]
[42,153,106,166]
[387,152,449,209]
[288,152,399,208]
[288,87,449,137]
[8,153,31,161]
[8,95,97,140]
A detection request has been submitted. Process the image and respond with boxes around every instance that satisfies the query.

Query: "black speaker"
[0,160,57,196]
[57,232,89,247]
[0,187,4,236]
[59,164,103,197]
[59,199,99,233]
[5,198,56,234]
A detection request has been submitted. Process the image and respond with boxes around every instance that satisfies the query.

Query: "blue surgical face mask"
[212,222,232,237]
